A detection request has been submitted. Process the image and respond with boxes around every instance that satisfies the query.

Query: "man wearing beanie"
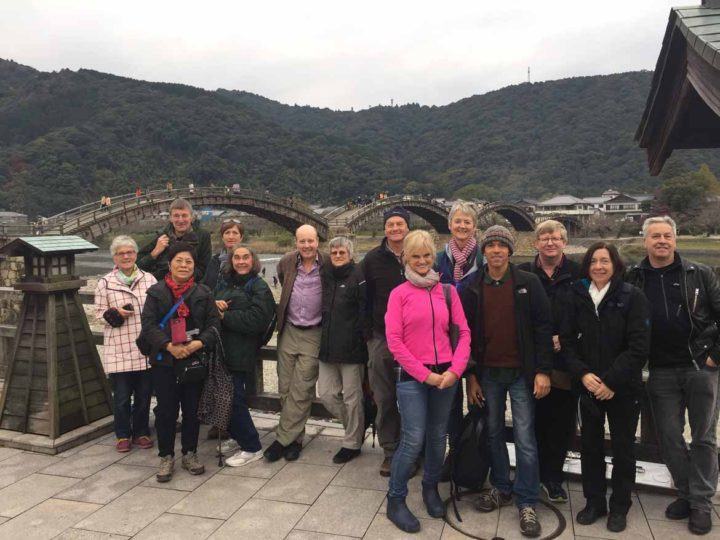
[461,224,554,538]
[361,206,412,476]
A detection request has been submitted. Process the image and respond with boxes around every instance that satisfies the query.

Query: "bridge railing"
[330,194,448,225]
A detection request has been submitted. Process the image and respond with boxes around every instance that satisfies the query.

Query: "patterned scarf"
[116,265,138,287]
[404,265,440,289]
[164,274,195,318]
[449,237,477,282]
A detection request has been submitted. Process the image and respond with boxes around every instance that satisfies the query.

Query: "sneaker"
[219,439,240,455]
[519,506,541,538]
[333,447,361,464]
[115,438,132,453]
[264,440,285,462]
[476,488,513,513]
[666,498,691,520]
[225,449,264,468]
[380,456,393,477]
[132,436,153,450]
[689,509,712,535]
[156,455,174,482]
[541,482,568,503]
[181,452,205,475]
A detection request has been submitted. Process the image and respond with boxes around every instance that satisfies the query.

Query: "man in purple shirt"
[265,224,328,462]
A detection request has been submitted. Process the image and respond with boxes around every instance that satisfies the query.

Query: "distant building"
[533,190,654,221]
[0,211,28,226]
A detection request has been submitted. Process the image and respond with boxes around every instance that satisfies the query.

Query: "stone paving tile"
[330,439,386,492]
[55,440,100,458]
[0,517,7,526]
[209,498,308,540]
[117,447,162,467]
[286,531,356,539]
[0,451,62,489]
[40,443,126,479]
[442,497,497,539]
[94,433,117,446]
[319,427,347,438]
[133,513,224,540]
[0,498,101,539]
[0,447,22,462]
[295,436,346,467]
[55,530,129,539]
[440,523,480,539]
[0,473,79,517]
[295,485,385,537]
[252,416,281,430]
[364,514,444,539]
[140,455,222,491]
[648,517,720,539]
[569,490,651,539]
[256,462,339,505]
[73,486,187,536]
[168,474,266,519]
[55,463,156,504]
[636,490,678,521]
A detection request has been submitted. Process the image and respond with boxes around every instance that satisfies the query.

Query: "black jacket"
[201,253,224,292]
[626,254,720,369]
[518,256,581,373]
[319,262,368,364]
[215,273,277,373]
[460,263,554,386]
[139,281,220,368]
[561,277,650,395]
[137,222,213,282]
[360,238,405,337]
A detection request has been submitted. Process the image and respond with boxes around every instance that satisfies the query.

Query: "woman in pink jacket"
[384,230,471,533]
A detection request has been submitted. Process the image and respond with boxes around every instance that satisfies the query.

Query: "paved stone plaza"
[0,412,718,540]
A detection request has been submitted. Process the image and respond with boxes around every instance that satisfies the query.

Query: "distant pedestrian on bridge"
[137,198,212,282]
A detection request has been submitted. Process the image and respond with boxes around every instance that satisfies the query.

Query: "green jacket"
[137,221,212,282]
[215,273,277,373]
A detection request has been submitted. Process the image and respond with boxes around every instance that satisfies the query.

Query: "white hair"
[642,215,677,237]
[110,235,138,255]
[448,201,478,227]
[328,236,354,258]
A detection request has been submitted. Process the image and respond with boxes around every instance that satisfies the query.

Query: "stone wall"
[0,256,23,324]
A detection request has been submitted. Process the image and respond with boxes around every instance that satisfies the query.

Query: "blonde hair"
[403,230,436,264]
[535,219,568,242]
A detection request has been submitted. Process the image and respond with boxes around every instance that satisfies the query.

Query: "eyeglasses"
[538,236,565,244]
[222,219,243,225]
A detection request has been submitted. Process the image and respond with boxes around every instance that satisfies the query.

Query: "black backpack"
[244,277,278,348]
[450,404,490,521]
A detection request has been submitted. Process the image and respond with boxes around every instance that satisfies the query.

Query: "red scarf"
[164,274,194,318]
[449,237,477,282]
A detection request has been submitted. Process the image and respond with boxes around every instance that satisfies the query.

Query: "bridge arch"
[329,195,450,234]
[476,203,535,232]
[43,188,330,241]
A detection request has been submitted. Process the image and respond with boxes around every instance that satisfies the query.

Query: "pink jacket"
[385,281,470,383]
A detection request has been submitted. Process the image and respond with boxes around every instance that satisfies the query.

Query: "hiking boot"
[132,435,153,450]
[333,447,361,464]
[475,488,513,513]
[689,509,712,535]
[387,496,421,533]
[181,452,205,475]
[541,482,568,503]
[666,498,691,520]
[607,512,627,533]
[284,441,302,461]
[156,456,174,483]
[422,482,445,518]
[519,506,541,538]
[576,504,607,525]
[380,456,393,477]
[264,440,285,462]
[226,449,264,468]
[115,438,131,453]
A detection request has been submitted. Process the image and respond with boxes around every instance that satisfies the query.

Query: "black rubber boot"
[422,482,446,518]
[387,496,421,533]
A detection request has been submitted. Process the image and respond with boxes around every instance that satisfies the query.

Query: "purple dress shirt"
[286,259,322,327]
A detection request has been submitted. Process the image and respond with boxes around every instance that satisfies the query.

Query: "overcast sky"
[1,0,683,110]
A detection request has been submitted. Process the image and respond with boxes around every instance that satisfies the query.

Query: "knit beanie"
[480,225,515,255]
[383,206,411,227]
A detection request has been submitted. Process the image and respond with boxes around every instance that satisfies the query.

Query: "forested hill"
[1,58,719,218]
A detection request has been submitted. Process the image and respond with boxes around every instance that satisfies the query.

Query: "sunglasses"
[222,219,243,225]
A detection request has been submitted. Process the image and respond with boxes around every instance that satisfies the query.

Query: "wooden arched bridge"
[0,188,543,245]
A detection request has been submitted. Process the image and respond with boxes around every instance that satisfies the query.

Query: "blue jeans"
[230,373,262,452]
[110,370,152,439]
[388,379,457,498]
[482,373,539,508]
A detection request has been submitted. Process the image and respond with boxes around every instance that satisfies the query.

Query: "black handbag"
[442,284,460,352]
[174,352,209,384]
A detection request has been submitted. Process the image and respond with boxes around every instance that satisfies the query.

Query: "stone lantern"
[0,236,113,452]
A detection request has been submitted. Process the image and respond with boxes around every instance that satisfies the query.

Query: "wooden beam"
[61,293,89,425]
[21,298,40,433]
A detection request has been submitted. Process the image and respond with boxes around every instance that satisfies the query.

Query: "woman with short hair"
[562,241,650,533]
[95,235,157,453]
[318,236,368,464]
[384,230,471,533]
[202,219,245,291]
[214,245,277,467]
[140,242,220,483]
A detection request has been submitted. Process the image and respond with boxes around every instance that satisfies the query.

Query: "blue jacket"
[435,243,484,294]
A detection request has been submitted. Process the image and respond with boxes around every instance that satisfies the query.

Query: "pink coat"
[385,281,470,383]
[94,268,157,373]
